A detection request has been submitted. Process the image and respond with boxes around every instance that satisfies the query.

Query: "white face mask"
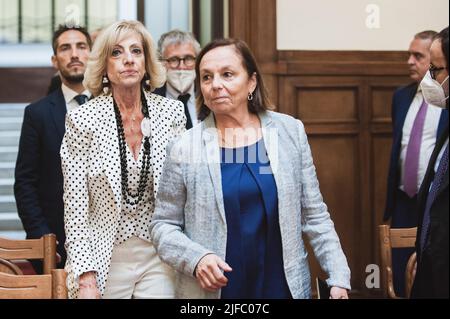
[166,69,196,95]
[420,70,449,109]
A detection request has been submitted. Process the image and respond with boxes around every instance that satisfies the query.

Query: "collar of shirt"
[166,82,195,101]
[416,85,441,109]
[166,82,198,125]
[61,83,90,105]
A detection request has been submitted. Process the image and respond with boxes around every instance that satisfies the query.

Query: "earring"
[102,75,109,85]
[143,73,151,91]
[102,75,110,94]
[248,92,254,101]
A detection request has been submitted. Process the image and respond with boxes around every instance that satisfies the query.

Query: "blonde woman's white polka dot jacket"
[60,92,186,298]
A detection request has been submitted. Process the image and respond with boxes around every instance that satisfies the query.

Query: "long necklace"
[128,105,138,132]
[113,90,152,206]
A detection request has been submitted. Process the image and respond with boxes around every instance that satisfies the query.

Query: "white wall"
[277,0,449,51]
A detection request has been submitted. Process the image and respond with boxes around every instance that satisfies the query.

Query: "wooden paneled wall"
[0,1,413,297]
[229,0,411,297]
[0,68,55,103]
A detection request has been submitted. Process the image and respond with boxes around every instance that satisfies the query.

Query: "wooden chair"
[0,269,67,299]
[0,234,57,274]
[378,225,417,298]
[0,258,23,275]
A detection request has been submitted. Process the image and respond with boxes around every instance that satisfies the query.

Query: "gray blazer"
[150,111,351,299]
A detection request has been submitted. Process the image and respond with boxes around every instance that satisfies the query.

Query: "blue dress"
[220,139,292,299]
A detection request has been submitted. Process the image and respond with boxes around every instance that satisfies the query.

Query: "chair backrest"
[0,234,57,274]
[378,224,417,298]
[0,269,67,299]
[0,258,23,275]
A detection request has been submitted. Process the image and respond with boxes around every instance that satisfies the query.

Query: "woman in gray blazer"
[150,38,351,299]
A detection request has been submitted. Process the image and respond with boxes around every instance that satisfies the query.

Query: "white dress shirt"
[399,87,443,192]
[61,83,90,113]
[166,83,198,126]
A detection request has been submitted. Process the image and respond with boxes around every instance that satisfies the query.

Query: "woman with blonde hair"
[61,20,186,299]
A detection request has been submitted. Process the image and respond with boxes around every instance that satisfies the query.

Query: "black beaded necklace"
[113,90,152,206]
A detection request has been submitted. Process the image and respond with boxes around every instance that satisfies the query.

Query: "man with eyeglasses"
[156,30,201,129]
[411,26,449,299]
[383,30,448,297]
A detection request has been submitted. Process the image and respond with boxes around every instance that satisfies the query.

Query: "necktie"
[419,143,448,253]
[404,99,428,197]
[178,94,193,130]
[74,94,89,106]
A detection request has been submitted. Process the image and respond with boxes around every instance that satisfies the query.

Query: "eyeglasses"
[164,55,196,68]
[429,64,445,80]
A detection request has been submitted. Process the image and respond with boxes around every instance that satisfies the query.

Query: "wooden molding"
[227,0,411,298]
[0,67,55,103]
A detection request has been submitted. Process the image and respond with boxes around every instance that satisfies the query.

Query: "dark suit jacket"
[411,125,449,299]
[383,83,448,221]
[153,85,167,98]
[47,74,62,96]
[14,88,67,266]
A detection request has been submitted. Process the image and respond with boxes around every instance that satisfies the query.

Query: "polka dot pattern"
[61,91,186,298]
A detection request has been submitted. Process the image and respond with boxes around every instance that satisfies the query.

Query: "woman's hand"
[78,271,101,299]
[329,286,349,299]
[195,254,232,292]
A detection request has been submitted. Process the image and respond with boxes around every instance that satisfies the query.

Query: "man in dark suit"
[47,72,62,95]
[14,25,92,272]
[155,30,201,129]
[411,26,449,299]
[384,30,448,296]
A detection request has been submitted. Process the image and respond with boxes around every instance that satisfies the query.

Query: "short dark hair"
[52,24,92,54]
[195,38,274,121]
[435,27,449,70]
[414,30,438,41]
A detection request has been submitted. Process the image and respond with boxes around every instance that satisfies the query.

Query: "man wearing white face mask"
[411,26,449,299]
[156,30,201,129]
[384,30,448,297]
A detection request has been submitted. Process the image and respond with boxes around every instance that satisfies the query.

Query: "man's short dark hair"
[52,24,92,54]
[414,30,438,41]
[435,27,449,70]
